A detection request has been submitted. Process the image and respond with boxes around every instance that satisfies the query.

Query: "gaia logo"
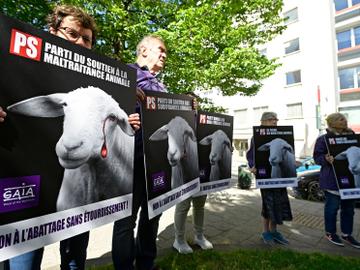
[151,171,166,192]
[0,175,40,213]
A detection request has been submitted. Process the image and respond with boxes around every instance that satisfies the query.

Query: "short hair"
[326,112,346,128]
[136,35,166,56]
[260,111,278,122]
[47,4,97,45]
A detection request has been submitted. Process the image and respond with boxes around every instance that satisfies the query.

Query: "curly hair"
[47,4,97,45]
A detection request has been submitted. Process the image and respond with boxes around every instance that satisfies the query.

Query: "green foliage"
[0,0,285,99]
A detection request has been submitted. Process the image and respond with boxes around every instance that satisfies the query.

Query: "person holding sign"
[313,113,360,248]
[3,4,140,270]
[112,35,167,270]
[2,5,97,270]
[172,92,213,254]
[246,112,292,245]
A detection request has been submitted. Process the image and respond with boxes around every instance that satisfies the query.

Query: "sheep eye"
[61,102,67,107]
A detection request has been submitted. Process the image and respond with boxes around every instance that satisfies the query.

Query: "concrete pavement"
[41,179,360,269]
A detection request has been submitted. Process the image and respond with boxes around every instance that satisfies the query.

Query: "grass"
[88,248,360,270]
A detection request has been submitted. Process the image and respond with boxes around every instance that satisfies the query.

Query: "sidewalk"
[41,180,360,269]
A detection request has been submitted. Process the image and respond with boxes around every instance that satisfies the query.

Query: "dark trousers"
[59,232,90,270]
[4,233,89,270]
[324,191,355,235]
[112,158,161,270]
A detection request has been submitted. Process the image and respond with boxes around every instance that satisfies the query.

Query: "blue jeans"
[6,248,44,270]
[324,191,355,235]
[112,158,161,270]
[60,232,89,270]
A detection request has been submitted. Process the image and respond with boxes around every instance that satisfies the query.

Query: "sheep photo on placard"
[149,116,199,190]
[257,138,296,178]
[335,146,360,188]
[199,129,232,181]
[7,86,135,211]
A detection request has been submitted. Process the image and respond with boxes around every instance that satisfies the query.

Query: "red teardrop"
[101,143,107,158]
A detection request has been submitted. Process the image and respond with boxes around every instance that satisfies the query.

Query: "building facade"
[213,0,360,173]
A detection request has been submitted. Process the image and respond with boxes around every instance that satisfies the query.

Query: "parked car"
[296,157,321,173]
[291,158,324,202]
[293,170,325,202]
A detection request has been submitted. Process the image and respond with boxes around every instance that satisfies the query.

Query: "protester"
[313,113,360,248]
[3,4,140,270]
[246,112,292,245]
[172,92,213,254]
[112,35,167,270]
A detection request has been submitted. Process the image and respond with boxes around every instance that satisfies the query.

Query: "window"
[234,109,247,128]
[253,106,268,122]
[353,0,360,6]
[339,106,360,124]
[284,8,298,25]
[286,70,301,85]
[338,66,360,89]
[337,30,351,50]
[284,38,300,54]
[354,27,360,46]
[334,0,348,11]
[287,103,303,119]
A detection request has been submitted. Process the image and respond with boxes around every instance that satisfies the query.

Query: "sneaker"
[325,233,344,246]
[194,235,213,250]
[271,231,289,245]
[341,235,360,249]
[261,231,274,245]
[173,238,193,254]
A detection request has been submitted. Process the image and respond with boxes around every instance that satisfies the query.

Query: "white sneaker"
[194,235,213,250]
[173,238,193,254]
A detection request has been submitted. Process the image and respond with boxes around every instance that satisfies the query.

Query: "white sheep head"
[149,116,196,167]
[7,86,134,169]
[199,129,232,165]
[335,146,360,175]
[257,138,294,166]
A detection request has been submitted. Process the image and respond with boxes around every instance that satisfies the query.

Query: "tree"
[0,0,285,98]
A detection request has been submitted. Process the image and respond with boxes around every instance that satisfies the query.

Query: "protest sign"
[325,134,360,199]
[196,111,233,195]
[0,14,136,260]
[253,126,297,188]
[142,91,200,218]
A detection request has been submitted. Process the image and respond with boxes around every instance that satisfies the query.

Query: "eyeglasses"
[57,27,92,47]
[267,118,279,121]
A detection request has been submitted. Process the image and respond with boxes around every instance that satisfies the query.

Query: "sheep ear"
[117,117,135,136]
[284,144,294,154]
[7,94,66,117]
[149,125,168,141]
[224,138,233,151]
[186,129,197,142]
[257,143,270,151]
[199,135,212,145]
[335,151,347,160]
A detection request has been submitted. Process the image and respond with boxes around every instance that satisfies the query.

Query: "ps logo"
[9,29,42,61]
[146,96,156,110]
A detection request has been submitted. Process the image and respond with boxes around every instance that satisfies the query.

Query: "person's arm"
[246,138,256,173]
[0,106,7,122]
[313,136,333,166]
